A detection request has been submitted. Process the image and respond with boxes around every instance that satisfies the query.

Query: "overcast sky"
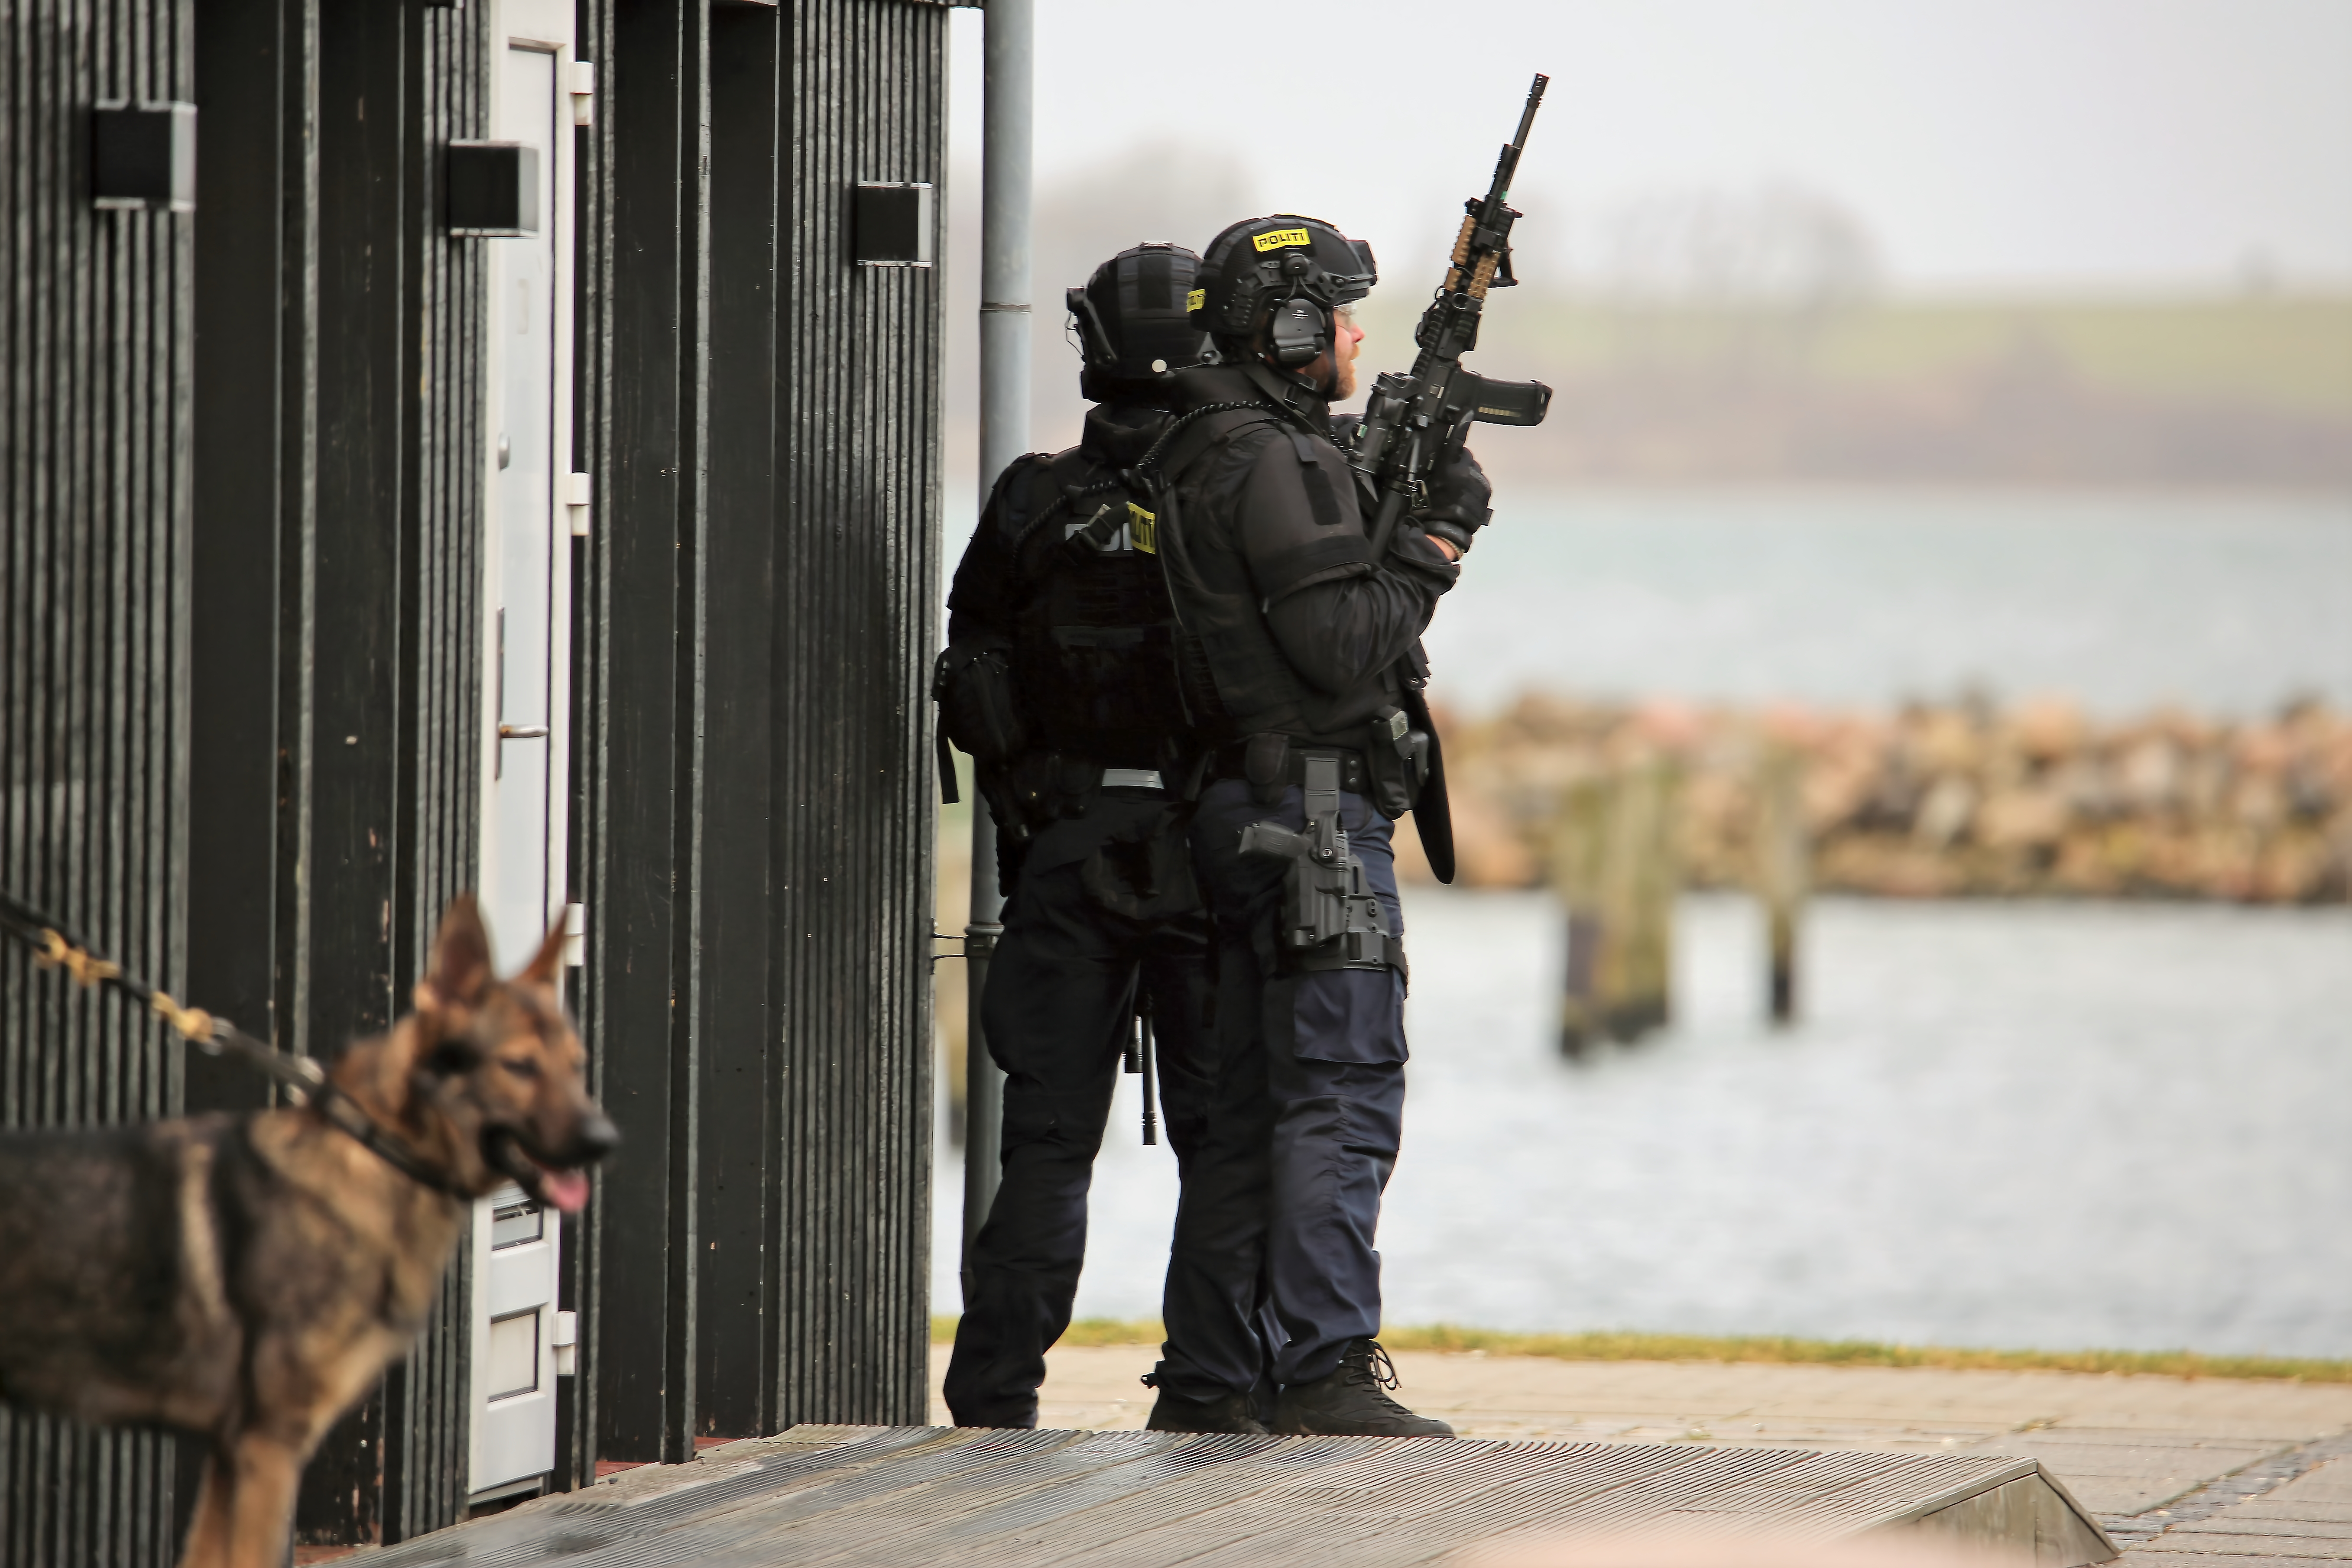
[948,0,2352,293]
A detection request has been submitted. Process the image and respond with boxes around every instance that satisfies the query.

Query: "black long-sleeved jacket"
[1155,363,1460,748]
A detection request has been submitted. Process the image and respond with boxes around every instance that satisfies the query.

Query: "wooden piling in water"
[1554,779,1608,1055]
[1552,760,1681,1053]
[1752,741,1810,1027]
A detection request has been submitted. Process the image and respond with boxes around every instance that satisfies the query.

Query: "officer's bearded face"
[1307,305,1364,402]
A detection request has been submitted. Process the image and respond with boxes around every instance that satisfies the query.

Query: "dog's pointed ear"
[416,896,495,1012]
[520,909,568,986]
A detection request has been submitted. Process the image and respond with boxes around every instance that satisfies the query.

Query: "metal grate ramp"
[365,1425,2118,1567]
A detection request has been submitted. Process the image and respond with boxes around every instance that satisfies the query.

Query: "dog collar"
[307,1082,477,1201]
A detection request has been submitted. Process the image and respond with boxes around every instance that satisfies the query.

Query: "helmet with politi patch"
[1191,214,1376,368]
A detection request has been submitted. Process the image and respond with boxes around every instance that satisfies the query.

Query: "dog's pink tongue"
[540,1168,592,1214]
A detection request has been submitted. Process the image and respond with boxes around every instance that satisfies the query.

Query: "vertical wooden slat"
[583,0,701,1468]
[696,0,783,1442]
[190,0,295,1127]
[287,0,410,1537]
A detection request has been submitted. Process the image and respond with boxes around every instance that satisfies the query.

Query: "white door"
[471,0,580,1504]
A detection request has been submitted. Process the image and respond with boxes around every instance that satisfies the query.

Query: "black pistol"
[1352,73,1554,557]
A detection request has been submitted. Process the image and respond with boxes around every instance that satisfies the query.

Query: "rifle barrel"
[1514,74,1548,150]
[1489,74,1549,208]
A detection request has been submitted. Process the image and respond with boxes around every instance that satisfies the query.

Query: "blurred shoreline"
[938,143,2352,492]
[1414,693,2352,903]
[1396,293,2352,493]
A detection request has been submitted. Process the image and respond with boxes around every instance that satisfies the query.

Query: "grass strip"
[927,1316,2352,1384]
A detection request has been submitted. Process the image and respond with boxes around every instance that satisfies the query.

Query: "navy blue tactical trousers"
[1157,779,1408,1395]
[942,804,1212,1428]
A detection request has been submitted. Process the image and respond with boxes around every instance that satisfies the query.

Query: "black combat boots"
[1272,1339,1455,1437]
[1140,1371,1269,1434]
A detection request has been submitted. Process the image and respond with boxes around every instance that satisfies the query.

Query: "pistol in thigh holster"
[1237,753,1405,978]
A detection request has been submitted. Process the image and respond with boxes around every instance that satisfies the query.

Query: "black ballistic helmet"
[1191,214,1377,366]
[1067,243,1211,401]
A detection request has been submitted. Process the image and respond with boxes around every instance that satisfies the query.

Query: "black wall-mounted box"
[446,141,539,236]
[852,181,934,267]
[93,101,197,211]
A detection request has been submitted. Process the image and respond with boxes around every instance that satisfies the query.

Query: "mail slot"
[490,1195,543,1249]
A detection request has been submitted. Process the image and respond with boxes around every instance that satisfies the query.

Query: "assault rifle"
[1353,74,1554,557]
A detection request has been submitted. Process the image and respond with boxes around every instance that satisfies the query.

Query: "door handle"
[498,724,550,740]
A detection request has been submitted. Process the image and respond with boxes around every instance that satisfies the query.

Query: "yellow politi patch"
[1185,288,1205,312]
[1251,227,1311,253]
[1127,502,1157,554]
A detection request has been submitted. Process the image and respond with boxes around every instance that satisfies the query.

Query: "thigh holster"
[1238,754,1405,978]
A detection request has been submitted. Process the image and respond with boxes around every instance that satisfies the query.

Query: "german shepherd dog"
[0,898,617,1568]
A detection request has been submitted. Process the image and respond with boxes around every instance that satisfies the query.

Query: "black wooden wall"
[4,0,948,1552]
[569,0,946,1470]
[1,3,197,1561]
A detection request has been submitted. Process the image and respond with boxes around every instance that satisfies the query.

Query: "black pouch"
[1243,732,1290,807]
[932,644,1027,766]
[1081,808,1204,922]
[1363,706,1426,821]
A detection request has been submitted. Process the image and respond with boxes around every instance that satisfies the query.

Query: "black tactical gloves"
[1318,412,1491,555]
[1414,444,1492,556]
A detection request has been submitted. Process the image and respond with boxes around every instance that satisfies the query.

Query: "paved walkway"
[931,1344,2352,1564]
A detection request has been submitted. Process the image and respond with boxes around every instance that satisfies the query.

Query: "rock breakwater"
[1409,693,2352,902]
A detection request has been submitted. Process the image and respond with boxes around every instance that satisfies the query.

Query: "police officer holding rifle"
[1139,75,1553,1437]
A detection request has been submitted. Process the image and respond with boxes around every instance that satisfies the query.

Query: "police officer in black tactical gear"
[934,243,1230,1431]
[1138,214,1493,1438]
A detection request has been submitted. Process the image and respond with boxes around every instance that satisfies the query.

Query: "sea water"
[935,891,2352,1358]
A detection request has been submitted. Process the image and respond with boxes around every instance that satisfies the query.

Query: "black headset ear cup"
[1267,296,1327,368]
[1067,285,1116,367]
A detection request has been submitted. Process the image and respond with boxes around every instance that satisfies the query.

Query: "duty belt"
[1216,742,1370,797]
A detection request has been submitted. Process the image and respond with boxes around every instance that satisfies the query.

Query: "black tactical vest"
[1153,366,1390,748]
[1000,427,1193,769]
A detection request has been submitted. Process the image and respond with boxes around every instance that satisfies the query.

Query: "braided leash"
[0,889,471,1197]
[2,890,287,1066]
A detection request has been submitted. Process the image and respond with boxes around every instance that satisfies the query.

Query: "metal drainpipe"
[962,0,1031,1308]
